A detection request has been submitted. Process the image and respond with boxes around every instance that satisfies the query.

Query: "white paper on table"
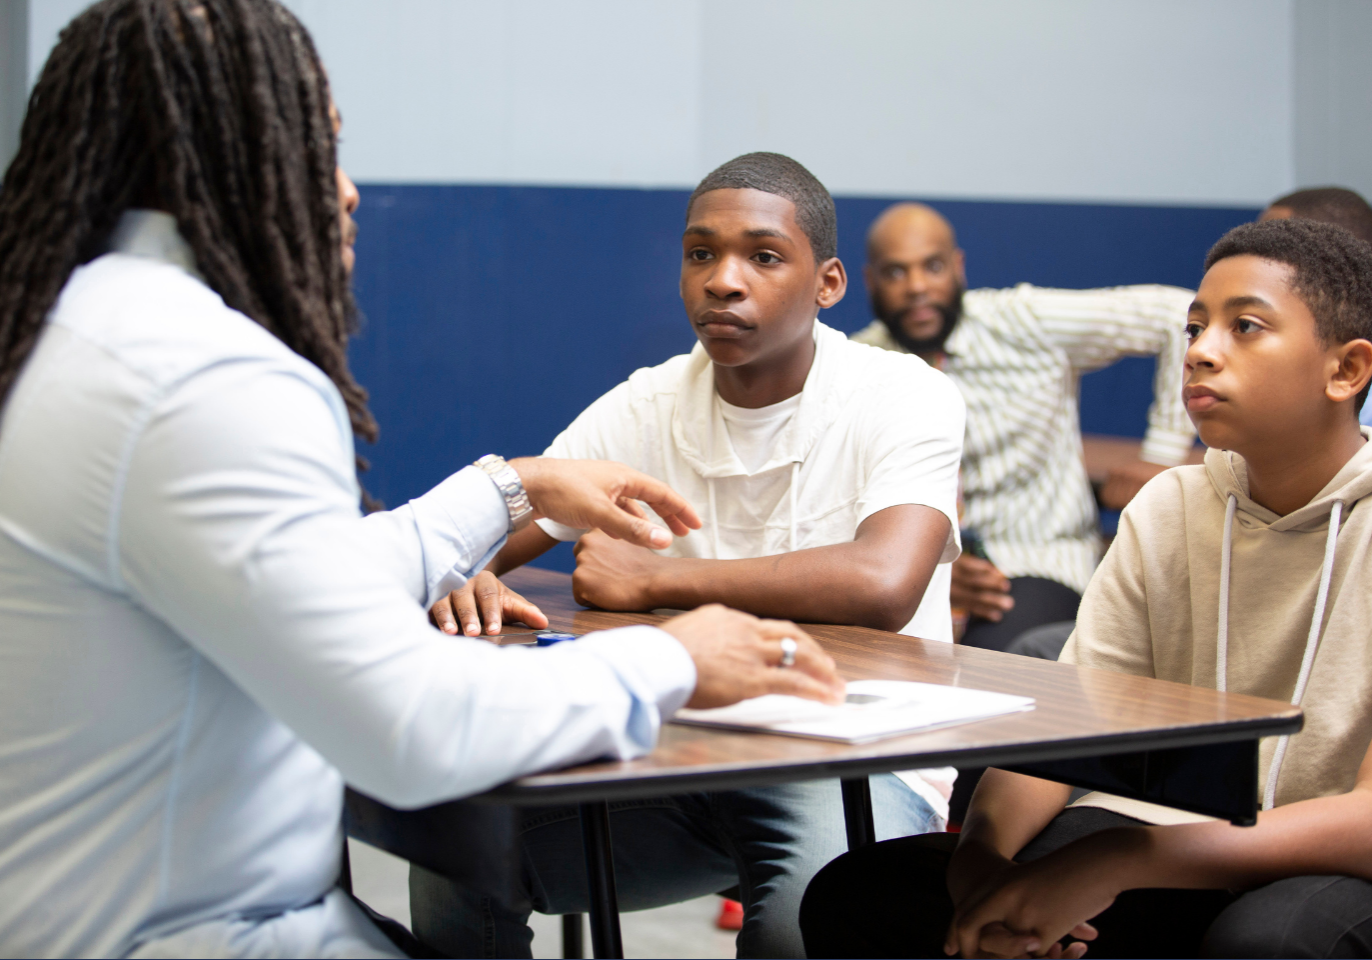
[671,679,1034,744]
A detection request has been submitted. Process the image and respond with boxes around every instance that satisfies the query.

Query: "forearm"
[360,465,509,605]
[1112,788,1372,892]
[1138,287,1197,464]
[645,542,931,632]
[489,524,558,575]
[959,769,1075,859]
[949,769,1073,903]
[1033,285,1195,464]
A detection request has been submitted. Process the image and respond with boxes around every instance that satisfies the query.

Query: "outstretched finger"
[616,497,692,540]
[617,497,648,520]
[503,590,550,630]
[431,593,459,635]
[615,471,702,533]
[584,499,674,550]
[654,504,695,538]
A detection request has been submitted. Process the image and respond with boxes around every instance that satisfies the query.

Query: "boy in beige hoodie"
[801,218,1372,958]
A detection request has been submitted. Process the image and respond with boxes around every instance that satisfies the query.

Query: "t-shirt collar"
[672,318,845,479]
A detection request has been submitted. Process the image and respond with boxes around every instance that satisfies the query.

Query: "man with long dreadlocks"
[0,2,843,957]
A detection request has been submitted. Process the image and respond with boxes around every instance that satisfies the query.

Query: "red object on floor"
[716,897,744,931]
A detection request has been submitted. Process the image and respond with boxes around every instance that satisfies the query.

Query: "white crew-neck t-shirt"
[717,392,803,475]
[536,321,967,818]
[537,320,965,643]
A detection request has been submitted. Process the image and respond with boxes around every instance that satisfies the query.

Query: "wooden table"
[346,567,1301,958]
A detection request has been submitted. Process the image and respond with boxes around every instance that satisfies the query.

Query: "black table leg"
[579,801,624,959]
[840,777,875,849]
[561,913,584,959]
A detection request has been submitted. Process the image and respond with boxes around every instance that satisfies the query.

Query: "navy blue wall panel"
[347,185,1257,571]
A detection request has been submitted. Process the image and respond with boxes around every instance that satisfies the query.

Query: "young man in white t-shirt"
[413,153,965,959]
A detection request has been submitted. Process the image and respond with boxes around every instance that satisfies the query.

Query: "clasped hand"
[942,832,1145,959]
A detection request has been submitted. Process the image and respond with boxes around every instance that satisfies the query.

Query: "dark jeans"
[409,775,938,959]
[960,576,1081,654]
[800,807,1372,958]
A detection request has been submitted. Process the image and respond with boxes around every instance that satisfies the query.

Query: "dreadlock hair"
[687,152,837,263]
[1269,187,1372,245]
[0,0,378,455]
[1206,218,1372,408]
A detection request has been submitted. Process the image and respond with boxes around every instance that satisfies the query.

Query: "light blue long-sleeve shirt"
[0,211,695,958]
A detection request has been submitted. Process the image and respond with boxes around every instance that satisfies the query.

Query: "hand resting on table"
[431,583,842,709]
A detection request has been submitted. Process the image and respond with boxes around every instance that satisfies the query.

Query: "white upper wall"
[1293,1,1372,198]
[16,0,1370,205]
[291,0,704,189]
[295,0,1296,205]
[697,0,1293,206]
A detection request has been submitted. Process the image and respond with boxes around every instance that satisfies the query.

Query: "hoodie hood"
[1205,427,1372,534]
[670,320,851,480]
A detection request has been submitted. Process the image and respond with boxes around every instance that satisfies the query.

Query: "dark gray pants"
[801,807,1372,958]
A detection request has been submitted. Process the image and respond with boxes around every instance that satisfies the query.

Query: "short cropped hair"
[1206,219,1372,406]
[687,152,837,263]
[1269,187,1372,245]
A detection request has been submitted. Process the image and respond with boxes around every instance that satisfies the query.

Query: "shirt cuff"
[575,625,697,747]
[1140,427,1196,466]
[408,465,510,606]
[536,516,587,542]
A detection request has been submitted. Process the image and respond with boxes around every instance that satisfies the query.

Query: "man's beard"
[871,284,964,356]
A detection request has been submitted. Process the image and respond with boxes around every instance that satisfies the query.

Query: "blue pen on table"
[535,632,579,647]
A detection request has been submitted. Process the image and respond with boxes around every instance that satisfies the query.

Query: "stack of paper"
[672,679,1034,744]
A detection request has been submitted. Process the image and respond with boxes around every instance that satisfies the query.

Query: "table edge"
[469,709,1302,805]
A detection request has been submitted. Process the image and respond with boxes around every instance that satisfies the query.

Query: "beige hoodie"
[1061,428,1372,823]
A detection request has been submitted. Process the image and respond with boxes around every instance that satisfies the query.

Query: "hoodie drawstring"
[1216,494,1238,692]
[1218,494,1345,810]
[704,462,801,559]
[789,461,799,553]
[1261,499,1343,810]
[707,480,721,559]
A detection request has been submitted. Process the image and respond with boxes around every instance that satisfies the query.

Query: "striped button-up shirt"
[853,283,1195,595]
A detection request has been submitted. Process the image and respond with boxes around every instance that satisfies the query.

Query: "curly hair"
[0,0,377,451]
[1206,218,1372,407]
[1269,187,1372,245]
[687,152,837,263]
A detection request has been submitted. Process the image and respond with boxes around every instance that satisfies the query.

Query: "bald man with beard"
[853,204,1195,659]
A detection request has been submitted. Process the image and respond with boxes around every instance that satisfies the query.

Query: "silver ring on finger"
[778,636,798,669]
